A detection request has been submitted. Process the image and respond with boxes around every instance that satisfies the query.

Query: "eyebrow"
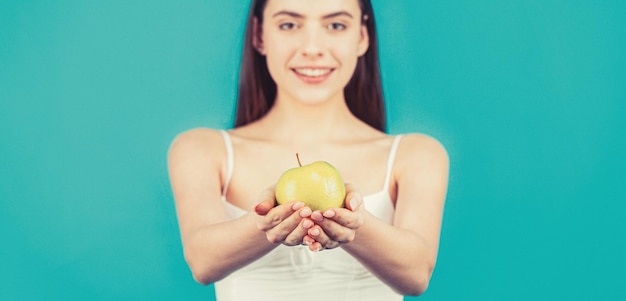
[272,10,354,19]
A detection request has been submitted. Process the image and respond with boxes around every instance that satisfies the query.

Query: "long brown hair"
[234,0,386,132]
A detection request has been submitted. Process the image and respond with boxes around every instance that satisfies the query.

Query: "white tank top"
[216,131,404,301]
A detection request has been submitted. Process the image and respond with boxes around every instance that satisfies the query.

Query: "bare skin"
[168,0,449,296]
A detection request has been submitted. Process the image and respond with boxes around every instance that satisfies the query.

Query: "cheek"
[265,54,302,90]
[330,34,361,62]
[264,54,282,84]
[333,42,360,70]
[264,42,293,77]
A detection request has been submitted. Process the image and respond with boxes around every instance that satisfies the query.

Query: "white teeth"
[294,68,332,77]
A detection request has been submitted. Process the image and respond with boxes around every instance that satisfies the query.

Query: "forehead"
[264,0,362,17]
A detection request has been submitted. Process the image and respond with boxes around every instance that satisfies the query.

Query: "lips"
[293,68,333,77]
[291,67,334,84]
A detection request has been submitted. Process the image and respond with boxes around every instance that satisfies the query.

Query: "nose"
[301,26,324,58]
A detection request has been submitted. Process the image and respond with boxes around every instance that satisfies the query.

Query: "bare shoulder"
[169,128,224,152]
[395,133,449,174]
[397,133,448,156]
[167,127,226,169]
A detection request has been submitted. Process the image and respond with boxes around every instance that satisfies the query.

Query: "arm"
[307,134,449,296]
[168,129,311,284]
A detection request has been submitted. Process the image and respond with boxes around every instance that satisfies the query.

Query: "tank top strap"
[220,130,234,197]
[382,135,403,191]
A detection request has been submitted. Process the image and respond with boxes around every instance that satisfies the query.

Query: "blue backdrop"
[1,1,624,300]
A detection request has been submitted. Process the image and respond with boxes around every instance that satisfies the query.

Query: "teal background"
[1,0,624,300]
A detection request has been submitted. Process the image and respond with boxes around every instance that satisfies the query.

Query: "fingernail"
[310,228,320,236]
[302,219,313,229]
[292,202,304,210]
[350,197,360,210]
[299,207,312,217]
[311,211,323,222]
[323,210,335,218]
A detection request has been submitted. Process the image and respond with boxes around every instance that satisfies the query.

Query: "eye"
[327,22,347,31]
[279,22,298,31]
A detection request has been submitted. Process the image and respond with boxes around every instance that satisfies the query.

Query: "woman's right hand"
[254,186,314,246]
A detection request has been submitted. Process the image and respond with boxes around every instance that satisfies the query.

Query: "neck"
[256,92,360,144]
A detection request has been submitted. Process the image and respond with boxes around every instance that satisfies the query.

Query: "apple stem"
[296,153,302,167]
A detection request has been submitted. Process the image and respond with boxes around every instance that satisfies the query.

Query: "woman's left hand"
[302,184,365,251]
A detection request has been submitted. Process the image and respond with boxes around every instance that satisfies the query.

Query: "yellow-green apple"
[275,154,346,211]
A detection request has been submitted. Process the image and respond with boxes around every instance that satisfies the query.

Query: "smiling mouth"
[292,68,334,77]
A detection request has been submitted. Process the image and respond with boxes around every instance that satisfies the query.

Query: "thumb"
[254,185,277,215]
[344,183,363,212]
[345,194,363,212]
[254,200,274,215]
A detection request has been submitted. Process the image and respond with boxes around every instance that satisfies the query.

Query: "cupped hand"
[303,184,365,251]
[254,186,313,246]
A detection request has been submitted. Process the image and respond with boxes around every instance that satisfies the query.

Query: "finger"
[257,202,308,231]
[264,207,310,244]
[254,185,277,216]
[310,210,324,222]
[307,225,343,249]
[307,237,340,252]
[315,218,357,244]
[302,234,316,246]
[303,232,330,252]
[343,183,363,212]
[308,241,324,252]
[282,218,314,246]
[320,207,363,230]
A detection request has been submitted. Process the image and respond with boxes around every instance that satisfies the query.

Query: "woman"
[167,0,449,300]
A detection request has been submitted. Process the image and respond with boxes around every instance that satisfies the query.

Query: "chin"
[293,90,342,106]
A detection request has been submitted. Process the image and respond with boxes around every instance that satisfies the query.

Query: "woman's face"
[257,0,369,105]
